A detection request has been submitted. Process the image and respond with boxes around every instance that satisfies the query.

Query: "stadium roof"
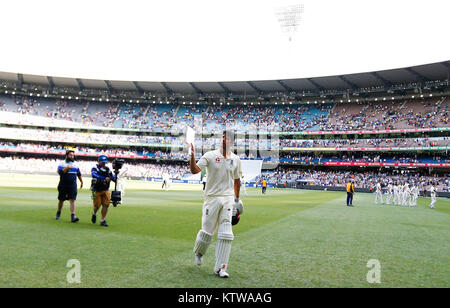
[0,61,448,95]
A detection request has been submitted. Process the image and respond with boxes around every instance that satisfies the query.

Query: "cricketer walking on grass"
[189,130,243,278]
[429,184,437,209]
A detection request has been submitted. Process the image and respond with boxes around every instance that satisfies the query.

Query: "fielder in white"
[429,184,437,209]
[241,175,248,196]
[189,131,243,278]
[375,182,384,205]
[393,183,399,205]
[386,182,393,205]
[409,184,418,207]
[402,183,410,206]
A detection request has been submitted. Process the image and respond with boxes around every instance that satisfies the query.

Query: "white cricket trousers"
[202,196,234,234]
[375,192,383,204]
[430,196,436,208]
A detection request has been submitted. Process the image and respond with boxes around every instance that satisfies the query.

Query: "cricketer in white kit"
[393,183,399,205]
[386,183,393,205]
[241,175,248,196]
[189,131,243,278]
[375,182,384,205]
[429,184,437,209]
[402,183,410,206]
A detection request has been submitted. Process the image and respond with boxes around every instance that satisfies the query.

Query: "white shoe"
[195,254,203,266]
[215,265,229,278]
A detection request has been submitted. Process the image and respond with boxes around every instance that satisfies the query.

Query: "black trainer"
[71,215,79,223]
[100,220,108,227]
[55,212,61,220]
[91,214,97,224]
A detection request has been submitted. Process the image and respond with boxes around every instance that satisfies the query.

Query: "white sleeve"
[196,153,209,171]
[233,158,242,180]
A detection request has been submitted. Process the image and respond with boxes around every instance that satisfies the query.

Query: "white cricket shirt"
[197,149,242,197]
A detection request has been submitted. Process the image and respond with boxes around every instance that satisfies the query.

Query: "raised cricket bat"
[185,126,195,155]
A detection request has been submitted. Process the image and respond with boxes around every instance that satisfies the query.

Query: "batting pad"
[193,230,213,255]
[215,239,232,272]
[217,222,234,241]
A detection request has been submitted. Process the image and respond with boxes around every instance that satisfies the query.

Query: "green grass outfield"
[0,173,448,288]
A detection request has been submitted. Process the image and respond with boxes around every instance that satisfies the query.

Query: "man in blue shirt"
[56,149,83,222]
[91,155,116,227]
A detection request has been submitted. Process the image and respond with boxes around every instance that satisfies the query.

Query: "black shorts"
[58,186,77,201]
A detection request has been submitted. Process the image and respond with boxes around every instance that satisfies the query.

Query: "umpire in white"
[189,130,244,278]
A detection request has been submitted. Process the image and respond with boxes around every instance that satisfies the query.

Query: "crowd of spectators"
[0,156,190,179]
[282,137,449,148]
[1,141,448,164]
[0,156,447,192]
[1,126,447,151]
[1,94,447,133]
[326,98,448,131]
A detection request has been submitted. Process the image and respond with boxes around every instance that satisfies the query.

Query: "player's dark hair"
[65,150,75,157]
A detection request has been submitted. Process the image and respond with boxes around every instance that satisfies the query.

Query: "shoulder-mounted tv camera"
[111,159,125,207]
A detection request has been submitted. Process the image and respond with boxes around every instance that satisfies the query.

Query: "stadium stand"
[0,71,448,193]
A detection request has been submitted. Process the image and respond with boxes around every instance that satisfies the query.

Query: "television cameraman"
[91,155,116,227]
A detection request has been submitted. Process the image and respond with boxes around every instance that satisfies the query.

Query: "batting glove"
[233,198,244,216]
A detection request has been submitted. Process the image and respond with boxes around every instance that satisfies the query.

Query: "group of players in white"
[374,182,438,209]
